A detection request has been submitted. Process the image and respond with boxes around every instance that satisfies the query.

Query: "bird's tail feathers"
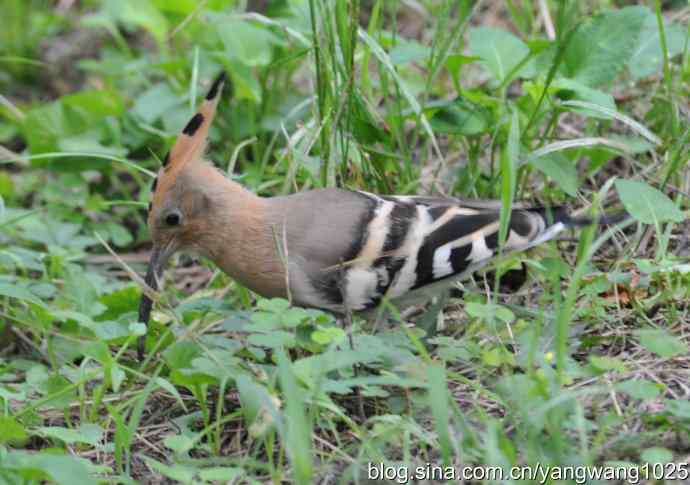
[528,206,629,228]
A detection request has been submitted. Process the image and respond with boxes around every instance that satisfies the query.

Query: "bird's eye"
[165,210,182,227]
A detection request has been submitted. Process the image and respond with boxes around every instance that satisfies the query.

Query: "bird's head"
[137,71,226,358]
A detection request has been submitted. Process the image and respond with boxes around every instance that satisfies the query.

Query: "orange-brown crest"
[148,71,226,226]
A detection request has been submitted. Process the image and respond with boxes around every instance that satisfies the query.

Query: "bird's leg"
[337,258,365,420]
[337,258,354,350]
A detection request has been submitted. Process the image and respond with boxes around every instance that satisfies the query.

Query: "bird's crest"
[148,71,226,214]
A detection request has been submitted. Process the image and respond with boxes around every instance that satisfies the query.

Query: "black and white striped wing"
[339,193,568,311]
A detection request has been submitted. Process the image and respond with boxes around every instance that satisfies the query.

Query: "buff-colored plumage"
[137,72,626,359]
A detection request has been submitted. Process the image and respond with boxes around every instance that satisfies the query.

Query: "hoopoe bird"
[137,72,624,357]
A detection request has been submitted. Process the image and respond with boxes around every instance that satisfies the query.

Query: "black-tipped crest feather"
[206,71,226,100]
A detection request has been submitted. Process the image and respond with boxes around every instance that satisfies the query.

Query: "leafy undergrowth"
[1,0,689,483]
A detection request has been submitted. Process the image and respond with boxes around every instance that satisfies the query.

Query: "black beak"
[137,245,167,361]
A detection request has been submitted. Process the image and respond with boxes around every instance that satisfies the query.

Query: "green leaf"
[277,350,313,485]
[110,365,126,392]
[98,285,140,321]
[429,99,489,136]
[237,375,280,437]
[629,13,687,80]
[389,40,431,65]
[665,399,690,419]
[257,298,291,313]
[163,341,202,369]
[469,27,535,82]
[144,457,196,484]
[616,379,663,400]
[62,89,125,118]
[499,109,520,246]
[248,331,296,349]
[615,180,685,224]
[199,467,243,481]
[155,377,188,412]
[427,364,451,465]
[105,0,169,47]
[636,329,688,357]
[163,434,196,454]
[22,101,68,154]
[250,311,282,331]
[529,152,579,196]
[641,447,674,464]
[215,18,282,67]
[561,6,647,87]
[588,355,626,373]
[551,78,617,118]
[35,423,103,446]
[466,302,515,325]
[0,416,28,445]
[132,82,183,124]
[310,326,345,345]
[3,451,98,485]
[0,282,46,307]
[282,308,309,327]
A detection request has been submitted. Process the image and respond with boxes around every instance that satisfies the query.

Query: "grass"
[1,0,689,483]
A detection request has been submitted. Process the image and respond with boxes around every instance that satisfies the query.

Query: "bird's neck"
[197,170,288,298]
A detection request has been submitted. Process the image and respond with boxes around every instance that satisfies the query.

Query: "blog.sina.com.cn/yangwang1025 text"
[366,462,690,484]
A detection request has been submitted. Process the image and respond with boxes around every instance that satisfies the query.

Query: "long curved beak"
[137,244,172,360]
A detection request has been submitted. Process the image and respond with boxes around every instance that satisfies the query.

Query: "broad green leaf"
[429,99,489,136]
[199,467,243,481]
[310,326,346,345]
[163,341,202,369]
[665,399,690,419]
[104,0,169,47]
[132,82,183,124]
[615,180,685,224]
[247,331,296,349]
[98,285,140,321]
[151,0,199,14]
[58,133,126,158]
[144,457,196,484]
[616,379,663,400]
[250,311,282,331]
[0,282,45,307]
[81,320,130,341]
[561,6,647,87]
[588,355,626,373]
[110,365,125,392]
[0,416,28,445]
[636,329,687,357]
[293,349,384,386]
[529,152,579,196]
[257,298,291,313]
[225,61,262,102]
[277,350,313,485]
[237,375,278,427]
[2,451,98,485]
[22,101,68,154]
[155,377,188,411]
[641,447,674,464]
[62,90,125,117]
[282,307,309,327]
[35,423,103,446]
[163,434,196,454]
[551,78,617,117]
[215,18,282,67]
[389,40,431,65]
[629,13,687,80]
[427,364,451,465]
[469,27,535,82]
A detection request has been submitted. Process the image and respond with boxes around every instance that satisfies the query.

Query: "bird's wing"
[275,189,581,313]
